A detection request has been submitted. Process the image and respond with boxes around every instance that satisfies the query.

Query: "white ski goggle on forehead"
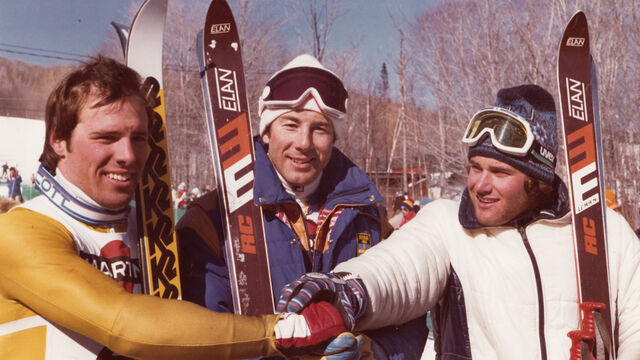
[259,66,348,119]
[462,106,555,168]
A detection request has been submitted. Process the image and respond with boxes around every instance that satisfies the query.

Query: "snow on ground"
[422,338,436,360]
[0,116,45,180]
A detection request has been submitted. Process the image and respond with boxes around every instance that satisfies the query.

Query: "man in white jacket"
[277,84,640,359]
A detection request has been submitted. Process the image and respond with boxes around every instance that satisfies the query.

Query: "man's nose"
[294,127,313,150]
[114,138,137,164]
[474,171,493,193]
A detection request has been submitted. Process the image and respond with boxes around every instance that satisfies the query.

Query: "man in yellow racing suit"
[0,56,345,359]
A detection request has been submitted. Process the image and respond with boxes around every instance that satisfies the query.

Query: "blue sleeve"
[177,202,234,314]
[177,207,282,360]
[365,315,429,360]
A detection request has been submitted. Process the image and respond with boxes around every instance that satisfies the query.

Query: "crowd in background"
[0,163,22,213]
[1,162,23,203]
[172,181,213,209]
[385,191,431,230]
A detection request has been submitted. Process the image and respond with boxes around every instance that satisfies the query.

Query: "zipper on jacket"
[518,225,548,360]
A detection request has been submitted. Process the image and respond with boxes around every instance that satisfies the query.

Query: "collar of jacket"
[458,174,571,230]
[252,136,383,209]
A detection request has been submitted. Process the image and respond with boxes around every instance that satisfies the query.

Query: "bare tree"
[400,0,640,226]
[0,58,73,119]
[96,0,292,191]
[5,0,639,229]
[159,0,292,190]
[232,0,292,130]
[293,0,344,62]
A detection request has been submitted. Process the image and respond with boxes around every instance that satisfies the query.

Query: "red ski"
[557,11,615,359]
[196,0,274,315]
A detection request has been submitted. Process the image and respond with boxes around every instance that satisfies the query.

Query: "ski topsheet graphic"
[115,0,182,299]
[557,11,615,359]
[197,0,275,315]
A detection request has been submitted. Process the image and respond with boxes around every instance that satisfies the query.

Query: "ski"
[557,11,615,359]
[110,22,129,55]
[115,0,182,299]
[196,0,275,315]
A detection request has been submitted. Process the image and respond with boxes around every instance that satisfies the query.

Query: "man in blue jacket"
[177,54,428,359]
[7,167,23,203]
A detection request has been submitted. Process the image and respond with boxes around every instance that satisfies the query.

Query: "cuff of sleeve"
[269,312,288,358]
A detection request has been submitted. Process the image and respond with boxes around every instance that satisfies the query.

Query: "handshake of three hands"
[272,272,386,359]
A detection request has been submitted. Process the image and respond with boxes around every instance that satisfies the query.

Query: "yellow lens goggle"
[462,106,555,168]
[462,107,533,156]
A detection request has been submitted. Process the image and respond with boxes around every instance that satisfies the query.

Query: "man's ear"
[261,132,270,145]
[50,134,67,158]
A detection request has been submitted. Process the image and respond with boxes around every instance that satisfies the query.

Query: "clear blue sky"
[0,0,433,68]
[0,0,132,64]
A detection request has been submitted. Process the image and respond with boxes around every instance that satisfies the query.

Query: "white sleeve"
[607,209,640,358]
[333,199,456,330]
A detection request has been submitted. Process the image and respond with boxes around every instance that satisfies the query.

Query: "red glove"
[275,301,346,351]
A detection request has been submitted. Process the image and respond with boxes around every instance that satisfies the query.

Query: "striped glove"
[276,272,368,331]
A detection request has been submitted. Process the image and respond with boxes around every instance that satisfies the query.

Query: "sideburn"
[524,178,553,210]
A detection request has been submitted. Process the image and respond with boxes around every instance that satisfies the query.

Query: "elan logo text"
[210,23,231,34]
[567,37,585,46]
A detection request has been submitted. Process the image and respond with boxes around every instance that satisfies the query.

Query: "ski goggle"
[259,67,348,119]
[462,106,555,168]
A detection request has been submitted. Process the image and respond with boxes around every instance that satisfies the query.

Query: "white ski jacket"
[334,195,640,359]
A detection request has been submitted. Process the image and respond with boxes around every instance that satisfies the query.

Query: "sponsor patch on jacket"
[356,233,372,255]
[79,240,141,293]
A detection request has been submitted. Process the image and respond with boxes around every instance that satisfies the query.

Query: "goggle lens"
[465,114,529,148]
[462,107,555,169]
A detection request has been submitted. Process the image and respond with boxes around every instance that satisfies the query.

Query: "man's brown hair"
[39,56,151,173]
[524,177,554,209]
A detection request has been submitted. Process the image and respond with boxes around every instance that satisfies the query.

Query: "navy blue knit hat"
[467,84,557,184]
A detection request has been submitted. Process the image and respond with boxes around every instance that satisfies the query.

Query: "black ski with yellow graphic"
[114,0,182,299]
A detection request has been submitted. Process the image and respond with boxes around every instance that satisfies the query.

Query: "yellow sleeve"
[0,208,283,360]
